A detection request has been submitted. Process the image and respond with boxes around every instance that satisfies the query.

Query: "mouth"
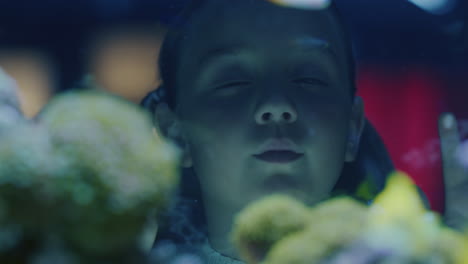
[253,150,303,163]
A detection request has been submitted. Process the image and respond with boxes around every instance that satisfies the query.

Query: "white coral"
[0,68,23,129]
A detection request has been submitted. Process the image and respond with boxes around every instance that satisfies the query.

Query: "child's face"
[164,0,363,209]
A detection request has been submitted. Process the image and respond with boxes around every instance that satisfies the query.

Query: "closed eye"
[215,81,251,90]
[213,81,252,94]
[210,80,252,97]
[293,78,328,87]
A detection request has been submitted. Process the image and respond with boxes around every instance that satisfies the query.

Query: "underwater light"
[267,0,331,10]
[407,0,457,15]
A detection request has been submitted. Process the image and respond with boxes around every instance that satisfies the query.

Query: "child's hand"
[439,113,468,230]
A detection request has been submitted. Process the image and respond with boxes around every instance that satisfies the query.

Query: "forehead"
[179,0,346,71]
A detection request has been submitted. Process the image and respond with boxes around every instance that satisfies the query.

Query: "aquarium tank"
[0,0,467,263]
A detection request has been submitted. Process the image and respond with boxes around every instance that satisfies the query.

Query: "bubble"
[267,0,331,10]
[407,0,457,15]
[401,139,441,169]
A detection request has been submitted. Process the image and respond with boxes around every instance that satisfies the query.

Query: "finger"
[455,140,468,170]
[438,113,465,188]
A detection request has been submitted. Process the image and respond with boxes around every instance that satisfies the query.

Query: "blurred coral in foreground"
[0,68,23,130]
[232,172,468,264]
[0,87,179,263]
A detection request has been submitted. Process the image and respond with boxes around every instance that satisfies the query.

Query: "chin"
[256,186,308,203]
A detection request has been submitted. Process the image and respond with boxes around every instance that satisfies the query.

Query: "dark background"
[0,0,466,89]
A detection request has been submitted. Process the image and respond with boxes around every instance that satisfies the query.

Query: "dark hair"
[142,0,394,247]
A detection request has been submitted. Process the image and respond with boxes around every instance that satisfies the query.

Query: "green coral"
[0,68,21,112]
[264,198,367,264]
[41,91,179,212]
[231,194,312,264]
[0,90,180,260]
[0,123,66,230]
[0,68,24,130]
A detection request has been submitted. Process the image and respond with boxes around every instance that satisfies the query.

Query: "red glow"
[357,65,468,213]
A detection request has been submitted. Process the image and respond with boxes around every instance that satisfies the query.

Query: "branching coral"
[0,68,24,130]
[0,90,180,262]
[232,172,468,264]
[232,195,312,263]
[264,198,367,264]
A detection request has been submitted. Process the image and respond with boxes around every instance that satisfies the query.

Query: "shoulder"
[198,241,245,264]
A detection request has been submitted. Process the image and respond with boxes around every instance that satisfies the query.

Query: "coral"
[263,198,367,264]
[0,90,180,261]
[0,68,21,112]
[232,172,468,264]
[364,172,441,258]
[41,91,179,213]
[231,194,311,264]
[0,68,24,130]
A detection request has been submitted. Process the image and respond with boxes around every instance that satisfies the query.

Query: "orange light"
[0,50,56,118]
[88,24,166,103]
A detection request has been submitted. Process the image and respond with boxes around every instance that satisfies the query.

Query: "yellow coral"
[264,197,367,264]
[371,172,427,221]
[262,230,332,264]
[232,196,367,264]
[231,194,311,264]
[232,172,468,263]
[437,227,468,264]
[366,172,441,257]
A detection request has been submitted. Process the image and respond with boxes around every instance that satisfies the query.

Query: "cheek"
[309,107,351,157]
[300,104,351,187]
[180,103,250,150]
[180,118,256,203]
[177,94,255,181]
[180,94,252,131]
[182,121,226,165]
[299,128,348,202]
[179,115,249,177]
[299,97,352,139]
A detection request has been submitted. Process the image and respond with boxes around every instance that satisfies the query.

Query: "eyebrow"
[197,37,337,71]
[292,37,338,62]
[197,46,247,70]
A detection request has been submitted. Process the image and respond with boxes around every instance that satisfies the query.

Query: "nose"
[254,96,298,125]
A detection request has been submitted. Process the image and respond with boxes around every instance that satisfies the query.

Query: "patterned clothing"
[198,241,245,264]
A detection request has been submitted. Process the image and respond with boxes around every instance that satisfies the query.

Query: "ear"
[345,96,365,162]
[154,102,193,168]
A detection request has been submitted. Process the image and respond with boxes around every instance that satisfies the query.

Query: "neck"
[204,200,242,260]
